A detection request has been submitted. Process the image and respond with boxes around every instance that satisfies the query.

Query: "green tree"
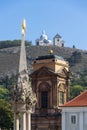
[0,86,9,101]
[0,99,13,130]
[0,40,32,49]
[71,72,87,88]
[70,85,84,99]
[0,75,17,100]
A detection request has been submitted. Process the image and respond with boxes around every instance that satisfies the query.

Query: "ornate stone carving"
[13,70,37,110]
[58,83,65,92]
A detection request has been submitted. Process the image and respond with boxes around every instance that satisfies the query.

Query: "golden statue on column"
[22,19,26,36]
[11,19,37,130]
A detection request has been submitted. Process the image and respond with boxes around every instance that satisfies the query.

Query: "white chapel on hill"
[36,31,52,46]
[35,31,64,47]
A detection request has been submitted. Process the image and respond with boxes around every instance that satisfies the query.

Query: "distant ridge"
[0,45,87,78]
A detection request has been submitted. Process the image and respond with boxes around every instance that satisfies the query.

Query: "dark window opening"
[57,39,59,42]
[60,92,64,104]
[41,91,48,108]
[37,42,39,45]
[71,115,76,124]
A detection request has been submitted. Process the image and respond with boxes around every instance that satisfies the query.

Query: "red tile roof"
[61,90,87,107]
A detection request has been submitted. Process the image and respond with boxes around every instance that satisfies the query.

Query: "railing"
[32,108,61,116]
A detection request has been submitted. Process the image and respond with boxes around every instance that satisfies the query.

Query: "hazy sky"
[0,0,87,50]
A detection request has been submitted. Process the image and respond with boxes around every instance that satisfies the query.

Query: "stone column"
[21,112,26,130]
[14,112,19,130]
[26,112,31,130]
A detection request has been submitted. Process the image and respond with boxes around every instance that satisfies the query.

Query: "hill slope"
[0,46,87,78]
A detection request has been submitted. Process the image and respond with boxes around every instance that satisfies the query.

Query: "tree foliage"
[0,86,9,101]
[0,75,18,101]
[0,99,13,130]
[71,71,87,87]
[70,71,87,99]
[0,40,32,49]
[0,75,16,129]
[70,85,84,99]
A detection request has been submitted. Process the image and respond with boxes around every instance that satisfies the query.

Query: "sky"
[0,0,87,50]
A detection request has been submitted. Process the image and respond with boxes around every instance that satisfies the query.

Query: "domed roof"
[48,40,52,43]
[40,31,48,40]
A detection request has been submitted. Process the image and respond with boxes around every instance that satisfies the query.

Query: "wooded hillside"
[0,45,87,78]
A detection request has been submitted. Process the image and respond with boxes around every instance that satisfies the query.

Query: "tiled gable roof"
[61,90,87,107]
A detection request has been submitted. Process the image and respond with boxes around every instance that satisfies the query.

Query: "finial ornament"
[49,49,53,55]
[22,19,26,36]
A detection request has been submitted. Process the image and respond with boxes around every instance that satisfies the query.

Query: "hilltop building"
[30,53,71,130]
[36,31,64,47]
[36,31,52,46]
[53,34,64,47]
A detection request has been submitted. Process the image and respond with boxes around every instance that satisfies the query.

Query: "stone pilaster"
[26,112,31,130]
[21,112,26,130]
[79,112,83,130]
[62,112,65,130]
[14,112,19,130]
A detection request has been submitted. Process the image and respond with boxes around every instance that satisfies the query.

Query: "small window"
[57,39,59,42]
[37,42,39,45]
[71,115,77,124]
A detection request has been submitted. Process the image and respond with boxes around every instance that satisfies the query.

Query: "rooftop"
[36,54,64,61]
[54,34,62,38]
[61,90,87,107]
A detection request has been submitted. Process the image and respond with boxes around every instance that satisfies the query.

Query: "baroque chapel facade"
[30,54,71,130]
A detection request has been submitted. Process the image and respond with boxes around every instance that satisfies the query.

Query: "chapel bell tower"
[30,53,71,130]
